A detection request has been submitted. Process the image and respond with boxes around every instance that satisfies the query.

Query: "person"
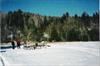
[35,43,38,47]
[16,39,21,48]
[34,42,38,50]
[11,40,15,49]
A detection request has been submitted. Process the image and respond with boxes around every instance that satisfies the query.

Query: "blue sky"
[0,0,99,16]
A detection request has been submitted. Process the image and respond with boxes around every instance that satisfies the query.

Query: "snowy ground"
[0,42,100,66]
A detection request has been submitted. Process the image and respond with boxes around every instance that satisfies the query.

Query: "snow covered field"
[0,42,100,66]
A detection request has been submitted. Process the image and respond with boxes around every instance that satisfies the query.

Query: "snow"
[0,42,100,66]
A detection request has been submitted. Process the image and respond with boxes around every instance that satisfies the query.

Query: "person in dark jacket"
[11,40,15,49]
[34,42,38,50]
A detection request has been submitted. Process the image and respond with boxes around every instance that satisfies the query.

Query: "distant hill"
[0,9,99,43]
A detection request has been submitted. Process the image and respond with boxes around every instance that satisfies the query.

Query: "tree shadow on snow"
[1,46,12,49]
[0,50,6,53]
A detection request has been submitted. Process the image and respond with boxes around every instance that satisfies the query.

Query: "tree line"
[1,9,99,42]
